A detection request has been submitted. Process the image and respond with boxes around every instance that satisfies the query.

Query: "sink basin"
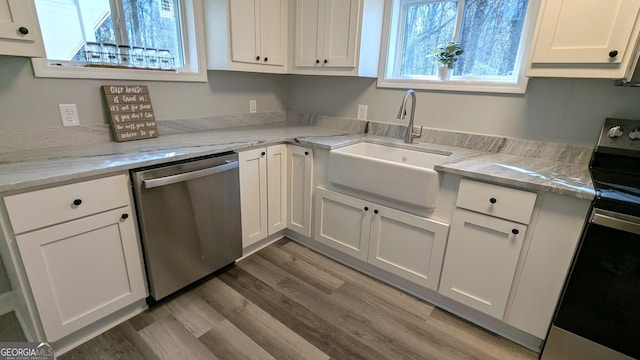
[329,142,450,209]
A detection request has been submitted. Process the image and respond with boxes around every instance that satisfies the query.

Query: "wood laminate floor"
[60,239,537,360]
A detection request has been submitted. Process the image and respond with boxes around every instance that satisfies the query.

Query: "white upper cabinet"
[526,0,640,78]
[204,0,287,73]
[290,0,384,76]
[0,0,45,57]
[295,0,359,68]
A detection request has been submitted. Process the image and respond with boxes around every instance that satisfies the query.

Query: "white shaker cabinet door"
[16,207,146,342]
[267,144,288,235]
[314,188,371,261]
[287,145,313,237]
[258,0,286,66]
[439,208,526,319]
[229,0,259,64]
[0,0,45,57]
[321,0,359,67]
[531,0,640,64]
[368,204,449,290]
[239,148,269,247]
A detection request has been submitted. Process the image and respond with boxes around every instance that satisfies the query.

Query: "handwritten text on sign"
[102,85,159,142]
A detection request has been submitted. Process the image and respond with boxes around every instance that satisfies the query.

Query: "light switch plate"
[249,100,257,113]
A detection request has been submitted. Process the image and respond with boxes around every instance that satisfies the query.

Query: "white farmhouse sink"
[329,142,450,209]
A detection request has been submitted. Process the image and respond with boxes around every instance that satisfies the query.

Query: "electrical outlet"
[357,104,368,120]
[249,100,257,113]
[59,104,80,126]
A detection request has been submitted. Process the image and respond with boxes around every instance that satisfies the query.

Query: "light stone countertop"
[0,123,595,200]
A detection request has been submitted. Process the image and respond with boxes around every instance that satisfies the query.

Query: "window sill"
[31,59,207,82]
[377,77,530,94]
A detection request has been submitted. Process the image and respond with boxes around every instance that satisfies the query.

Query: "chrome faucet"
[397,89,423,144]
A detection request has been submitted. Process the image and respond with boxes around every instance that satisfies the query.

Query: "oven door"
[542,208,640,360]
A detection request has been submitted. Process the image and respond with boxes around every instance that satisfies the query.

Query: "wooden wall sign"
[101,85,159,142]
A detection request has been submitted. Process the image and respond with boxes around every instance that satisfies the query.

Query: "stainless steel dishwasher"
[131,152,242,301]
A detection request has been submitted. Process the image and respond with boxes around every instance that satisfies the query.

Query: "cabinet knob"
[323,59,328,64]
[264,57,268,62]
[364,206,369,211]
[374,209,379,214]
[261,151,266,156]
[316,59,320,64]
[304,151,309,156]
[18,27,29,35]
[72,199,82,206]
[121,213,129,220]
[256,56,260,61]
[609,50,619,58]
[512,229,519,235]
[489,197,497,204]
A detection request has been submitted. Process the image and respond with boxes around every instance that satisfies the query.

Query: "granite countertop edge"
[0,125,595,200]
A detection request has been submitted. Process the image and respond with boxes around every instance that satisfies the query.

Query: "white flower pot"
[437,66,451,81]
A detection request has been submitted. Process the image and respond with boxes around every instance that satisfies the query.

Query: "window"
[31,0,206,82]
[379,0,538,93]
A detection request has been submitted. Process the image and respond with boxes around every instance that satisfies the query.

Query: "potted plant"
[430,41,463,80]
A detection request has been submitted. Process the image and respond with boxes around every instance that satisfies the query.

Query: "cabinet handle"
[264,57,268,62]
[609,50,619,58]
[364,206,369,211]
[261,151,266,156]
[18,27,29,35]
[323,59,328,64]
[489,197,497,204]
[121,213,129,220]
[315,59,320,64]
[374,209,379,214]
[72,199,82,206]
[256,56,260,61]
[512,229,519,235]
[304,151,309,156]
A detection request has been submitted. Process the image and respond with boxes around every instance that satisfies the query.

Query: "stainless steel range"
[541,118,640,360]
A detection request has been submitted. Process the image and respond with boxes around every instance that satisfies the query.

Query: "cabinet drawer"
[4,174,131,234]
[456,179,537,224]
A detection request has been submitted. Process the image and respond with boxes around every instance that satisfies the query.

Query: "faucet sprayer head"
[397,104,407,119]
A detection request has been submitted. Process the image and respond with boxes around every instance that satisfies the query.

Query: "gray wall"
[287,75,640,145]
[0,56,288,131]
[3,55,640,146]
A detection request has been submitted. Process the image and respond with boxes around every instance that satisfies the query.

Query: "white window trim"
[31,0,207,82]
[377,0,541,94]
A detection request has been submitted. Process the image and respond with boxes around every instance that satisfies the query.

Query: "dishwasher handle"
[143,160,238,189]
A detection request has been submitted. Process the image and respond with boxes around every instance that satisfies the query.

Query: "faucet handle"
[413,125,423,140]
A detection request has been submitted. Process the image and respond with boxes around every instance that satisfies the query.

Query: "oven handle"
[142,160,238,189]
[592,209,640,235]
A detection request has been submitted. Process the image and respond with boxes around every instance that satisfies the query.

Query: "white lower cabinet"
[314,187,449,290]
[16,207,146,341]
[438,208,527,319]
[368,204,449,290]
[3,174,147,342]
[239,145,287,248]
[506,193,590,338]
[287,145,313,237]
[314,187,371,261]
